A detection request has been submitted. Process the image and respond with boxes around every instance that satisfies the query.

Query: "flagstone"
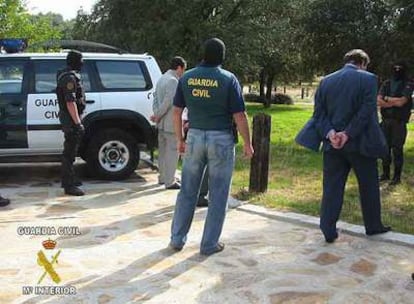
[0,167,412,303]
[269,291,330,304]
[312,252,343,265]
[350,258,377,276]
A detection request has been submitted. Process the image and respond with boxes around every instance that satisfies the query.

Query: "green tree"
[0,0,61,47]
[301,0,397,77]
[73,0,305,106]
[31,12,75,40]
[392,0,414,69]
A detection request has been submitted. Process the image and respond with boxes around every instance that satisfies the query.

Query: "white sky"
[25,0,97,20]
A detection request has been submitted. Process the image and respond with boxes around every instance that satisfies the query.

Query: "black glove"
[73,123,85,136]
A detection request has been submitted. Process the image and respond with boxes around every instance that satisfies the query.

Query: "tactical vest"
[56,69,86,116]
[380,79,412,123]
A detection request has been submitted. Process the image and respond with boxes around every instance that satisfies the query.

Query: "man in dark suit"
[313,49,391,243]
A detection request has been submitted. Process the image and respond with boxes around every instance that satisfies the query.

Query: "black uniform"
[379,78,413,183]
[56,68,86,192]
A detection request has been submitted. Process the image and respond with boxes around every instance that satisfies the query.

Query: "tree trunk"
[264,73,274,108]
[259,68,266,101]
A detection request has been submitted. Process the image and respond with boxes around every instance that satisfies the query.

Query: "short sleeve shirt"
[174,64,245,130]
[57,70,79,103]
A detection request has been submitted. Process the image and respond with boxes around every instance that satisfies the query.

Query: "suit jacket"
[295,117,322,152]
[311,64,387,158]
[152,69,179,133]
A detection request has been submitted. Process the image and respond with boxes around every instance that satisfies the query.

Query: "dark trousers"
[381,119,407,176]
[320,150,384,239]
[61,127,82,188]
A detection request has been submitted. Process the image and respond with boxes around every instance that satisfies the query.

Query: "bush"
[272,93,294,105]
[243,93,263,103]
[243,93,294,105]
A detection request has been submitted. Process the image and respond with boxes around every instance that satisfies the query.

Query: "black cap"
[203,38,225,66]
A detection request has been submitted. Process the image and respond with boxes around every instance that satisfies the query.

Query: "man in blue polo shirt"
[169,38,254,256]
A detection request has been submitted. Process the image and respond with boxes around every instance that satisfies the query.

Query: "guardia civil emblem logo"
[37,239,62,284]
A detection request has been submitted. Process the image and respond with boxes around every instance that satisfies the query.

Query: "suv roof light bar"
[0,39,28,54]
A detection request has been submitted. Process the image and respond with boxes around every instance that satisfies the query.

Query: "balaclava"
[203,38,225,66]
[66,50,83,72]
[392,61,407,81]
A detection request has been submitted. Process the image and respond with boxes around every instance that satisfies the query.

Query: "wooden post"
[249,113,271,193]
[301,87,305,99]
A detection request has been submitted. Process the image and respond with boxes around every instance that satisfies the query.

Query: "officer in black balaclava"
[56,50,86,196]
[203,37,225,65]
[169,37,253,256]
[377,61,414,185]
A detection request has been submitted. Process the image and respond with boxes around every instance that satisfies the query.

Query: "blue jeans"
[170,128,235,254]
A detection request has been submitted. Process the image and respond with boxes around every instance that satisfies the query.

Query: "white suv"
[0,52,162,179]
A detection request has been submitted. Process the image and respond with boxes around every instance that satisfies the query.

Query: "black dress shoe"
[166,182,181,190]
[0,196,10,207]
[64,186,85,196]
[325,232,338,243]
[366,226,391,236]
[197,197,209,207]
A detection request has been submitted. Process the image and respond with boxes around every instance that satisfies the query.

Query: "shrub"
[243,93,294,105]
[272,93,294,105]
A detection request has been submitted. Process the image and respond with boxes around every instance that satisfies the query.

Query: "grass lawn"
[232,102,414,234]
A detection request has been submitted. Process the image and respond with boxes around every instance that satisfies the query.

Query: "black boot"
[379,165,390,182]
[0,195,10,207]
[74,179,83,186]
[64,186,85,196]
[390,166,402,186]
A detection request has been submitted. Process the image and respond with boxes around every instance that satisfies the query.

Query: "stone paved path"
[0,165,413,303]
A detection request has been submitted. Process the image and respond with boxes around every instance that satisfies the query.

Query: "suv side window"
[95,60,148,90]
[33,60,91,93]
[0,61,25,94]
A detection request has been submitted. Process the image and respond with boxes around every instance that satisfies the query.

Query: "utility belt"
[187,126,238,143]
[382,115,408,123]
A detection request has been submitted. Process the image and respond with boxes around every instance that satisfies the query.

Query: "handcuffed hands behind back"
[329,131,349,149]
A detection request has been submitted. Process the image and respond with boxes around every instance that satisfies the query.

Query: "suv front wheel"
[86,128,140,180]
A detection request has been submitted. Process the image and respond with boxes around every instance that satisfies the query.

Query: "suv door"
[0,58,29,153]
[27,59,101,153]
[94,60,153,120]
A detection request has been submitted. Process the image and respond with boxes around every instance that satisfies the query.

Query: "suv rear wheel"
[86,128,140,180]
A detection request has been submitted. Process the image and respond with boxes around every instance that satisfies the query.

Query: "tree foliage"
[70,0,414,103]
[0,0,61,46]
[301,0,414,78]
[72,0,305,104]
